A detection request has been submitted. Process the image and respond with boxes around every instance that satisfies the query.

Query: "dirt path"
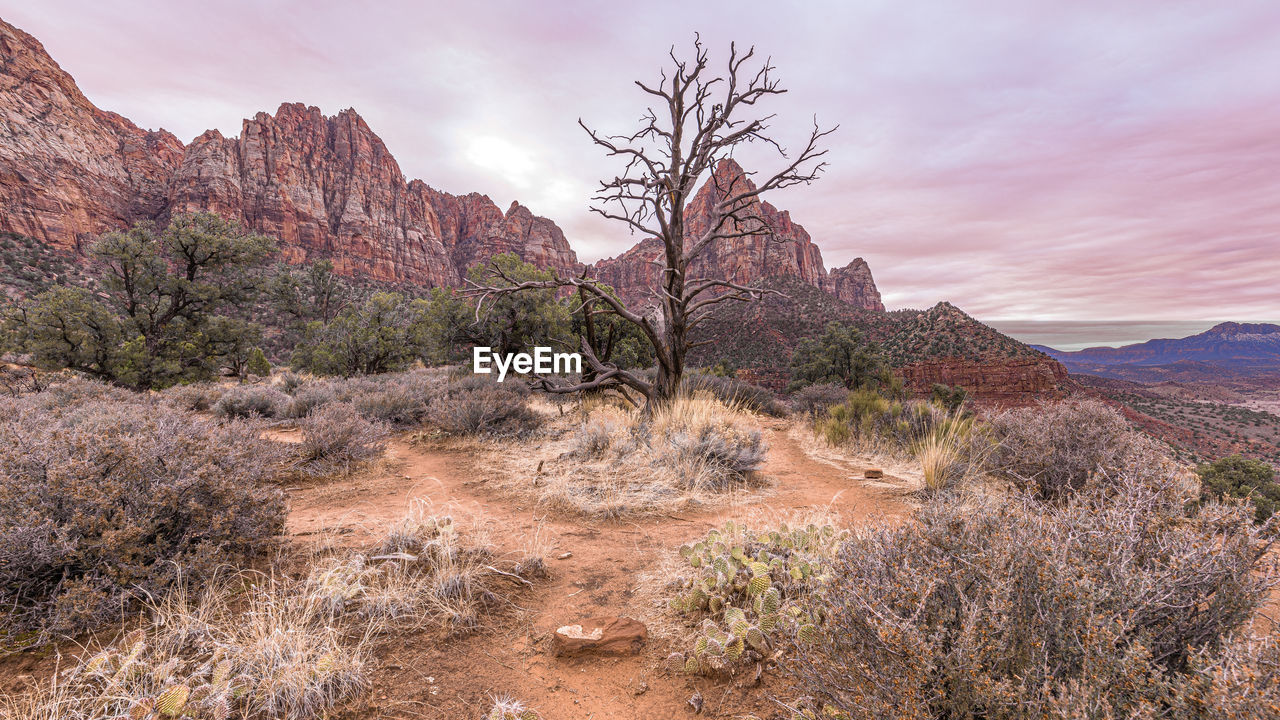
[286,419,909,719]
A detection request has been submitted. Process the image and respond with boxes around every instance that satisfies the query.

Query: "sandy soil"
[286,417,909,719]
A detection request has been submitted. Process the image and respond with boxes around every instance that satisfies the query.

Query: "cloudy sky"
[6,1,1278,333]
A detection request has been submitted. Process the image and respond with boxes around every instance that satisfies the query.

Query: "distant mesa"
[1038,322,1280,380]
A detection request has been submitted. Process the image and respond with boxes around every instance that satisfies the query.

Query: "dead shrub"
[0,394,286,641]
[505,394,770,517]
[987,398,1169,500]
[430,380,539,437]
[161,381,224,412]
[293,403,389,477]
[213,383,289,419]
[784,473,1279,720]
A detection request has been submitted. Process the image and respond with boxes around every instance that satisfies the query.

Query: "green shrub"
[1198,454,1279,522]
[0,394,286,640]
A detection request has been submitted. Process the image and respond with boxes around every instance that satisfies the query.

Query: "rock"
[552,616,647,657]
[556,551,573,560]
[864,468,884,479]
[827,258,885,311]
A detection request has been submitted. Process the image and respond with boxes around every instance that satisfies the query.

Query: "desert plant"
[784,473,1278,720]
[0,394,286,640]
[213,383,289,419]
[683,372,788,417]
[486,697,542,720]
[1197,454,1279,522]
[988,398,1169,500]
[652,393,770,490]
[429,380,539,437]
[789,382,847,418]
[293,403,390,477]
[913,412,980,492]
[161,381,224,412]
[665,519,843,677]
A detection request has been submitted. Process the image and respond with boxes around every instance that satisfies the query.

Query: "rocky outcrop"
[898,357,1072,406]
[424,187,581,280]
[826,258,884,311]
[592,159,884,311]
[0,20,183,249]
[0,18,879,306]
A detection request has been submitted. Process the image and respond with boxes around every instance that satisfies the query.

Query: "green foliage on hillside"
[4,213,275,389]
[1198,454,1279,522]
[789,321,894,392]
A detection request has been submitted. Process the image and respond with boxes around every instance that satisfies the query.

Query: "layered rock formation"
[0,20,183,249]
[0,18,578,285]
[592,159,884,311]
[897,358,1071,406]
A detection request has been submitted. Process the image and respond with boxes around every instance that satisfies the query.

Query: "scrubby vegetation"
[1197,454,1279,522]
[293,403,390,478]
[0,504,542,720]
[490,392,770,517]
[784,475,1278,720]
[986,398,1172,501]
[0,384,286,642]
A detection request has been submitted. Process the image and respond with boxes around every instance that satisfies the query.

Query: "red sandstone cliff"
[591,160,884,311]
[0,20,183,249]
[0,18,578,286]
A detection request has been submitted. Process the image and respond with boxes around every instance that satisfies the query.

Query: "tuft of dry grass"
[913,412,980,493]
[485,392,772,518]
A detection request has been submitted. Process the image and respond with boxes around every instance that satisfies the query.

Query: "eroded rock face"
[897,357,1073,406]
[592,159,884,312]
[0,18,579,286]
[0,20,182,249]
[826,258,885,311]
[0,18,880,308]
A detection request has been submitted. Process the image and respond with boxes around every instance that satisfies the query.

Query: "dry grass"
[913,412,980,493]
[484,392,773,518]
[0,502,543,720]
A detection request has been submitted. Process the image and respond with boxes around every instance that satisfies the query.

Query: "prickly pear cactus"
[669,520,845,676]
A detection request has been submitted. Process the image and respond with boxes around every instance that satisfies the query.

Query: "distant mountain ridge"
[1037,322,1280,380]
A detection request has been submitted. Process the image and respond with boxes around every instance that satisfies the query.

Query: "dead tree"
[467,36,834,411]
